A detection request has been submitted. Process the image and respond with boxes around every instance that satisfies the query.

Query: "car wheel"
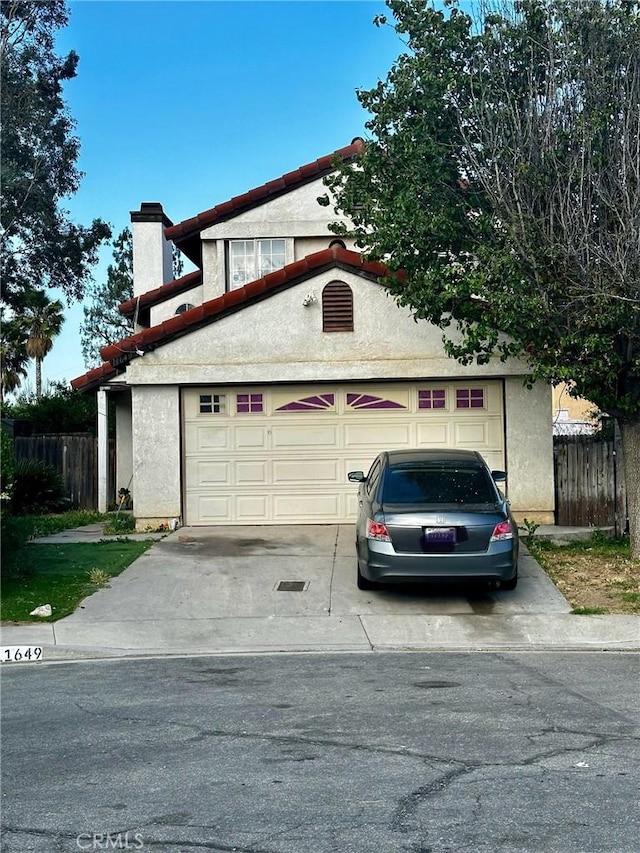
[357,562,376,591]
[501,569,518,591]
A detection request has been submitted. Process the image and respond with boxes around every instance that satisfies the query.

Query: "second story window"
[229,239,285,289]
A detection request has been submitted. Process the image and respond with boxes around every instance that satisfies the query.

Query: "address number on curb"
[2,646,43,663]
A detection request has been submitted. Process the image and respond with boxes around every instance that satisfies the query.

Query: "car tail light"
[491,520,514,541]
[366,519,391,542]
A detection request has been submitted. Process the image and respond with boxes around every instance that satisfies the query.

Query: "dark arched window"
[175,303,195,315]
[322,281,353,332]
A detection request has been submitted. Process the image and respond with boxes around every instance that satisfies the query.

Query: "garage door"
[183,381,504,525]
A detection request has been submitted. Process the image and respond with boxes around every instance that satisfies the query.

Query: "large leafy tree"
[80,228,134,367]
[23,290,65,399]
[0,0,110,307]
[326,0,640,556]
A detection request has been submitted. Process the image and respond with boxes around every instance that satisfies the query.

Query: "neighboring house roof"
[71,246,394,393]
[166,138,364,265]
[119,269,202,321]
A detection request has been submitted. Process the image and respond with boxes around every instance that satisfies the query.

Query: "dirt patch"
[530,539,640,614]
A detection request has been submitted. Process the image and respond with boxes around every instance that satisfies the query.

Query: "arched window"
[175,303,195,315]
[322,282,353,332]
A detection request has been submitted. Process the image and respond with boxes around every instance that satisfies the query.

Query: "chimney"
[130,203,174,297]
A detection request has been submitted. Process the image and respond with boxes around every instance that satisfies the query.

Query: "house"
[71,140,555,528]
[552,383,599,435]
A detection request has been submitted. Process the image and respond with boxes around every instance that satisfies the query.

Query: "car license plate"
[423,527,457,544]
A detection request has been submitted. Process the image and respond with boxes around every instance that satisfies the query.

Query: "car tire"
[501,569,518,591]
[357,562,376,591]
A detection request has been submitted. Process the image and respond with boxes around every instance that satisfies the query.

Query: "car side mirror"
[491,470,507,483]
[348,471,365,482]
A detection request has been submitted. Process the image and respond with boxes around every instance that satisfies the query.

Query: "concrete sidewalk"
[1,524,637,661]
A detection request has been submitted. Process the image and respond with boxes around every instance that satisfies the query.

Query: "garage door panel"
[235,426,268,449]
[271,424,338,448]
[236,494,269,520]
[344,423,412,448]
[273,493,341,520]
[189,460,229,486]
[189,495,230,521]
[455,421,488,446]
[192,426,229,451]
[235,461,268,484]
[455,418,503,450]
[273,458,339,484]
[416,422,450,445]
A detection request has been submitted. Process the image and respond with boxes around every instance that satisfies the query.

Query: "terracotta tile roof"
[71,245,395,393]
[71,362,120,392]
[119,270,202,319]
[165,139,364,264]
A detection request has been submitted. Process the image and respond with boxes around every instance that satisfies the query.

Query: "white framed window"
[199,394,226,414]
[229,239,286,289]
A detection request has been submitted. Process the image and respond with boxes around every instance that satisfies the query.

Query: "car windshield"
[381,464,497,505]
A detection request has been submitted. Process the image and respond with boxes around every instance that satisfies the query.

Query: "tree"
[325,0,640,556]
[80,228,134,367]
[0,0,110,308]
[81,227,186,367]
[23,290,65,399]
[0,312,28,403]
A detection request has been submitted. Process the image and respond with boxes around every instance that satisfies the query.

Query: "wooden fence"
[554,434,627,534]
[14,434,114,511]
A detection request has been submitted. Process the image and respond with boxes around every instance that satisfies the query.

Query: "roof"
[119,269,202,320]
[71,246,395,393]
[165,138,364,265]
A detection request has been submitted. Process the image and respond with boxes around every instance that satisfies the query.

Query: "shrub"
[12,459,65,515]
[1,426,15,506]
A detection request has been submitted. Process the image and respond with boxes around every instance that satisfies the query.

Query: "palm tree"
[0,315,29,404]
[22,291,65,399]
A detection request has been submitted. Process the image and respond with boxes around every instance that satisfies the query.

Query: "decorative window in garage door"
[418,389,446,410]
[456,388,485,409]
[346,392,406,410]
[236,393,264,413]
[276,393,336,412]
[199,394,226,414]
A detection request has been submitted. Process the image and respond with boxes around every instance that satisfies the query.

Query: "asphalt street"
[2,651,639,853]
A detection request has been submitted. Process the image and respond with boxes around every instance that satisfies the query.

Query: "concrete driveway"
[2,524,638,658]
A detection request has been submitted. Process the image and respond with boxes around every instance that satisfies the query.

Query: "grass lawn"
[528,534,640,615]
[1,540,154,623]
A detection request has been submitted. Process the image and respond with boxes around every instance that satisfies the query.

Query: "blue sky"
[35,0,408,389]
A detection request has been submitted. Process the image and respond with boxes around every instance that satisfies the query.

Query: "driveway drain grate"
[277,581,307,592]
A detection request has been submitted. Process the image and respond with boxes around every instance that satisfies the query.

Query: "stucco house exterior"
[72,139,555,528]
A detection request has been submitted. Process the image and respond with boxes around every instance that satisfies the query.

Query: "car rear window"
[382,465,496,505]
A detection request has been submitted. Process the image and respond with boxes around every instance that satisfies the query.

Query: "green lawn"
[1,540,154,623]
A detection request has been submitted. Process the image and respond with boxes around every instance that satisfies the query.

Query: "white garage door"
[183,381,504,525]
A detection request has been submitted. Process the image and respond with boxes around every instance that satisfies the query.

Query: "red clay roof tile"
[119,270,202,318]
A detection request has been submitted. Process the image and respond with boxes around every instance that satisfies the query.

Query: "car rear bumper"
[358,538,518,584]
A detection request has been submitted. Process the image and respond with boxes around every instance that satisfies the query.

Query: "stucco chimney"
[130,203,174,297]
